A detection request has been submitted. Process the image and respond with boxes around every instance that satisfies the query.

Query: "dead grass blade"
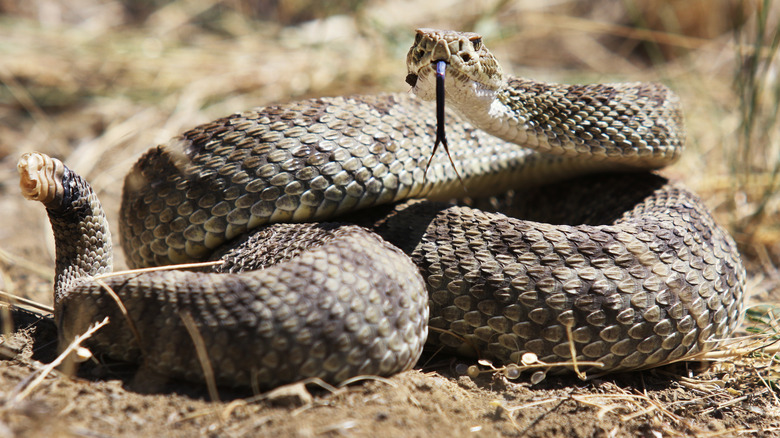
[565,324,586,380]
[180,311,220,403]
[93,277,145,359]
[92,261,222,280]
[0,290,53,314]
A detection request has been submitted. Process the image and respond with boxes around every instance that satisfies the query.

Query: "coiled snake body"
[18,29,745,388]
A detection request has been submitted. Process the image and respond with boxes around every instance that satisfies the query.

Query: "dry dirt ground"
[1,1,780,436]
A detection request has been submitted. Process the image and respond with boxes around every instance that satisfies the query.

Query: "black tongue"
[434,61,447,154]
[423,61,465,191]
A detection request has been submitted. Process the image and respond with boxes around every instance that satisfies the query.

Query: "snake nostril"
[405,73,418,87]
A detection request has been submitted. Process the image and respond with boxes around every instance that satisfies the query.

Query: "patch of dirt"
[1,316,777,438]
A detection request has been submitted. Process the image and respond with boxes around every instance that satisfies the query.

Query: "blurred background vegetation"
[0,0,777,304]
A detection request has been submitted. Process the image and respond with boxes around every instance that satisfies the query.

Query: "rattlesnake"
[17,29,745,389]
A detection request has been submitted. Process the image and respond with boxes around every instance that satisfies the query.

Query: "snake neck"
[445,78,684,169]
[442,81,522,145]
[435,71,546,156]
[441,76,590,155]
[18,153,113,303]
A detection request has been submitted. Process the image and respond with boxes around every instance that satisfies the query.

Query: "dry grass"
[4,317,108,407]
[727,0,780,256]
[1,0,780,436]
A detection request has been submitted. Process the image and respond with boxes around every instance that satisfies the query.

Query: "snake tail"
[18,152,113,298]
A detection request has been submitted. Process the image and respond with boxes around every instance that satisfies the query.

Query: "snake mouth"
[406,61,447,88]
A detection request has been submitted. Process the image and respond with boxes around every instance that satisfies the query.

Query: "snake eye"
[470,37,482,50]
[405,73,418,87]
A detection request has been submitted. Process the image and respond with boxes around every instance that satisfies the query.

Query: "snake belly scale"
[17,29,745,389]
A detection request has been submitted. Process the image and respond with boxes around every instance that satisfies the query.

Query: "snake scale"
[18,29,745,389]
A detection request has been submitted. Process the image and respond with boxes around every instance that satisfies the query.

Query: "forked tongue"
[424,60,465,191]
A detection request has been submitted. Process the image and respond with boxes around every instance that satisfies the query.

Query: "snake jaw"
[18,152,64,206]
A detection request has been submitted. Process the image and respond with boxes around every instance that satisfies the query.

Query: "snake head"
[405,28,504,102]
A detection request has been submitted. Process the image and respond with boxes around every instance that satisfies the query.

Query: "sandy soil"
[0,315,778,437]
[1,1,779,436]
